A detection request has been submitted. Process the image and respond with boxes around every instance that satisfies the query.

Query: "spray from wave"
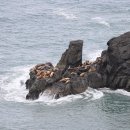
[0,66,31,102]
[0,66,104,105]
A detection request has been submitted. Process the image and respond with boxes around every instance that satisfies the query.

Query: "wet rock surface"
[25,32,130,100]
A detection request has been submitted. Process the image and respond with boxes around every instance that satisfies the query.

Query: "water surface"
[0,0,130,130]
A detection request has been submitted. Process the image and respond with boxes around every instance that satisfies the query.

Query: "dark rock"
[57,40,83,69]
[25,79,33,89]
[44,82,72,99]
[44,75,88,99]
[26,79,47,100]
[87,72,104,89]
[25,32,130,100]
[97,32,130,90]
[71,76,88,94]
[25,71,37,89]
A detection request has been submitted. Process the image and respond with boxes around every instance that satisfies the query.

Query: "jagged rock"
[25,40,89,100]
[57,40,83,69]
[97,32,130,91]
[26,79,47,100]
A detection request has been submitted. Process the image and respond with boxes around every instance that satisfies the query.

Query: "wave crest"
[53,8,77,20]
[92,17,110,27]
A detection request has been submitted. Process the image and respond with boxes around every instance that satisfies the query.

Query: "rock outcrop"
[57,40,83,69]
[97,32,130,91]
[26,40,92,100]
[25,32,130,100]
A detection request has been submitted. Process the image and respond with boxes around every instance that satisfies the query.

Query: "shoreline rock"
[25,32,130,100]
[96,32,130,91]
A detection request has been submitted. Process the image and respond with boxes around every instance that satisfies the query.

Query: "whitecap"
[53,8,77,20]
[92,17,110,27]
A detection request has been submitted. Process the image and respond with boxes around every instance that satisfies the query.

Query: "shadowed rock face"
[25,32,130,100]
[97,32,130,91]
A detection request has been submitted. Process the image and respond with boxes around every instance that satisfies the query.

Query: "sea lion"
[50,72,54,77]
[45,62,53,67]
[71,72,77,75]
[36,63,45,68]
[40,72,45,78]
[80,73,85,77]
[36,70,42,76]
[37,75,42,79]
[60,78,70,83]
[83,61,90,66]
[88,66,96,72]
[46,71,51,75]
[85,65,91,70]
[65,80,71,84]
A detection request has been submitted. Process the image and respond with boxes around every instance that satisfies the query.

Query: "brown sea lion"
[80,73,85,77]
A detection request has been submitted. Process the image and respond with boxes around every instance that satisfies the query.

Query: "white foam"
[29,87,104,105]
[53,8,77,20]
[0,65,32,102]
[100,88,130,97]
[92,17,110,27]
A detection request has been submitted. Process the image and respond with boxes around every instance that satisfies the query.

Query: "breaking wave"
[0,66,103,105]
[0,66,31,102]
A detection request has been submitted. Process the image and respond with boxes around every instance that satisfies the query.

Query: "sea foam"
[100,88,130,97]
[53,8,77,20]
[92,17,110,27]
[0,66,103,105]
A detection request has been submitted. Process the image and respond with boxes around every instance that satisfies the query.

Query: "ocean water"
[0,0,130,130]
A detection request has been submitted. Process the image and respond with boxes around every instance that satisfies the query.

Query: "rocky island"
[25,32,130,100]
